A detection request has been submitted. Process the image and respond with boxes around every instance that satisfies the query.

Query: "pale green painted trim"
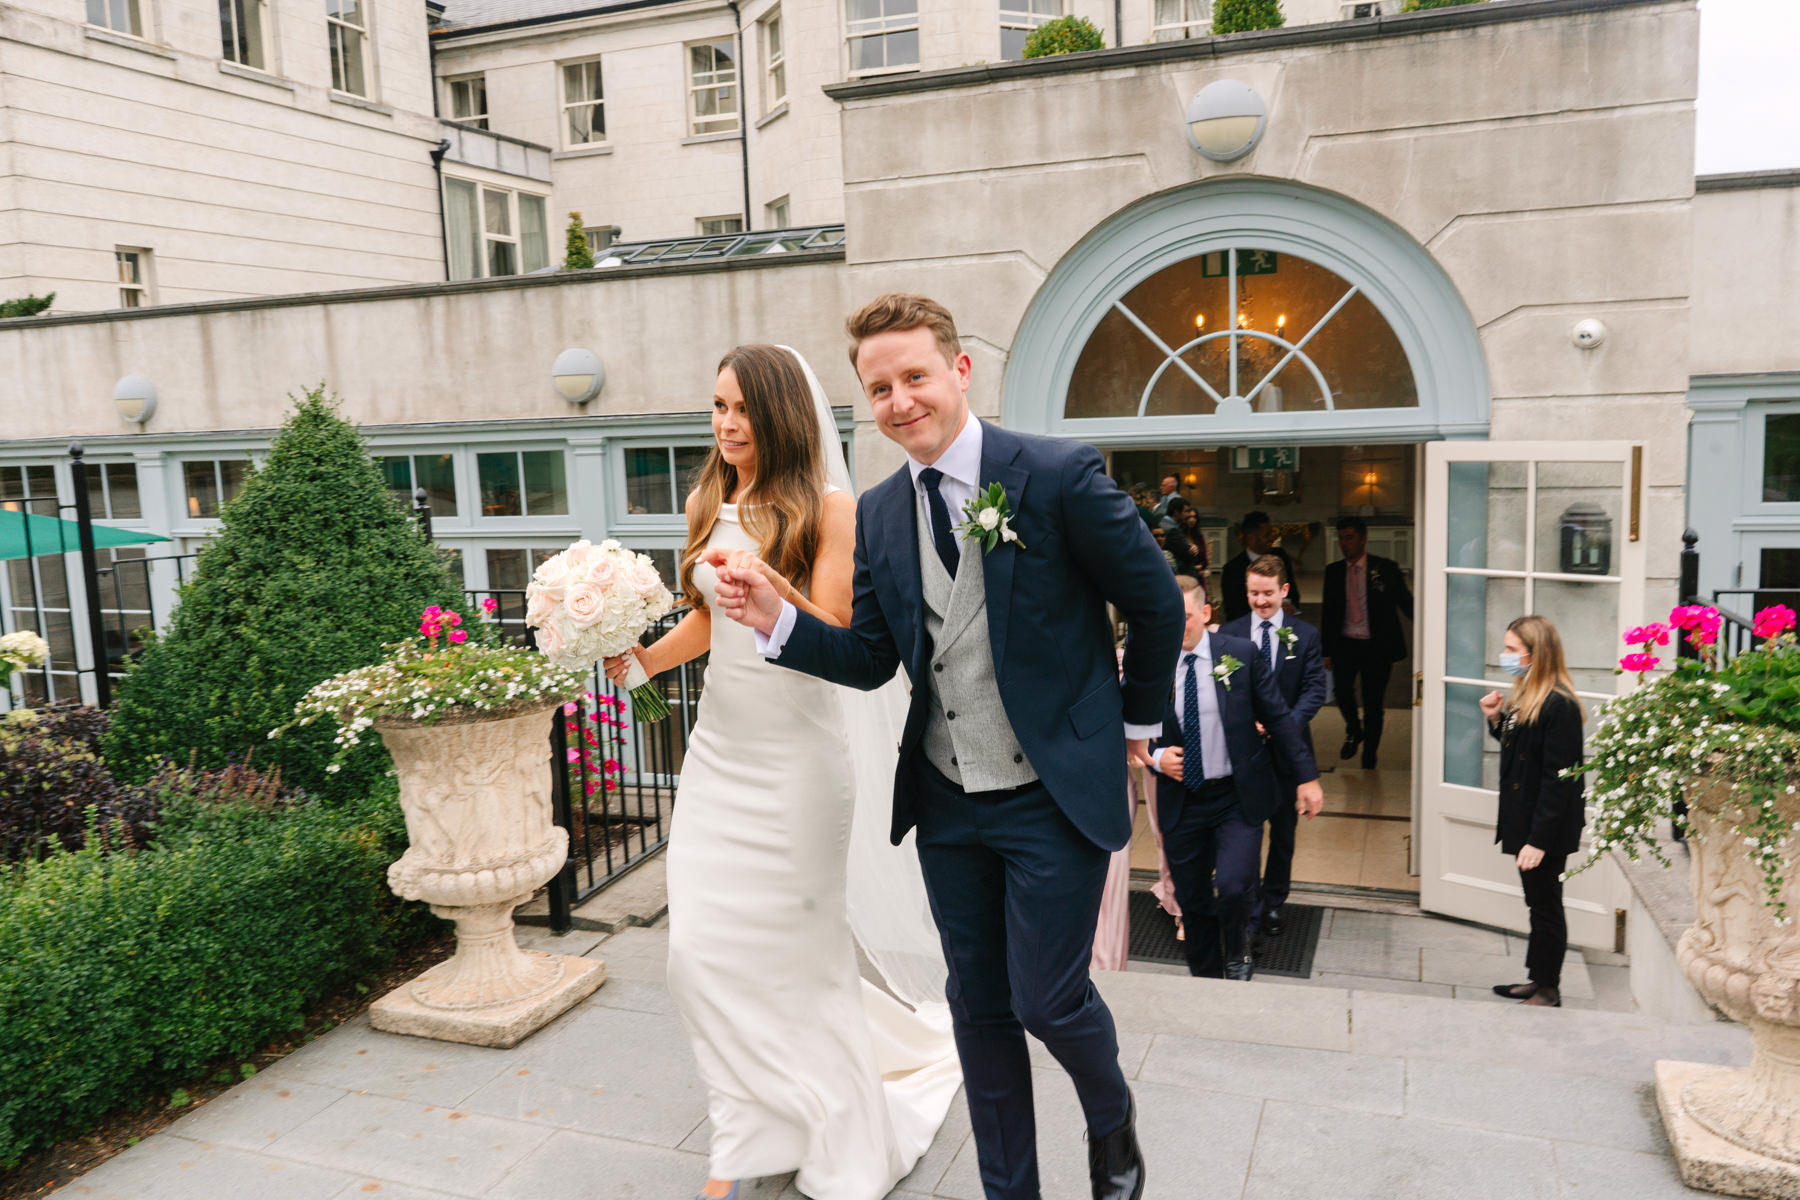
[1001,177,1491,446]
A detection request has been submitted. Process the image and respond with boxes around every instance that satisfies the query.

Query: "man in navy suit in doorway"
[713,294,1183,1200]
[1220,554,1328,940]
[1149,575,1323,980]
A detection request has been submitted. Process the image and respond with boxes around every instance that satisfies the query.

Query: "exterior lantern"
[113,375,157,424]
[1559,502,1612,576]
[1185,80,1267,162]
[551,348,604,404]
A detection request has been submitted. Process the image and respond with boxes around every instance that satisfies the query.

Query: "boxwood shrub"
[0,784,435,1167]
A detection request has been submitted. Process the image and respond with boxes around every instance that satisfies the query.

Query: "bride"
[604,344,960,1200]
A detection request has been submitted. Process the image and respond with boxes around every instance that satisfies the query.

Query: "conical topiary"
[563,211,595,270]
[103,387,464,804]
[1211,0,1284,33]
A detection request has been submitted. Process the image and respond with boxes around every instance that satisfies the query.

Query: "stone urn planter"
[367,701,604,1048]
[1658,776,1800,1200]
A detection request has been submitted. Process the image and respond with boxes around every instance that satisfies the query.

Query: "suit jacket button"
[1013,753,1023,763]
[947,711,957,720]
[951,756,958,766]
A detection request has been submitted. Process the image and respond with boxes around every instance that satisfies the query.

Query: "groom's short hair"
[1176,573,1208,607]
[1247,554,1288,585]
[846,293,962,371]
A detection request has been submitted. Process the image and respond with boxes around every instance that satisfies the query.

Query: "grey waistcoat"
[917,507,1037,792]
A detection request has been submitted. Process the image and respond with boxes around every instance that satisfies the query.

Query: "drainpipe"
[430,137,453,281]
[1113,0,1122,46]
[728,0,752,230]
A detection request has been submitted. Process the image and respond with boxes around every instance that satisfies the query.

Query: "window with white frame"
[560,59,605,147]
[999,0,1064,59]
[448,74,488,129]
[115,248,151,308]
[326,0,370,96]
[1,465,78,707]
[181,458,250,520]
[1151,0,1209,40]
[477,450,568,516]
[584,226,619,255]
[624,445,713,514]
[443,181,550,281]
[687,40,740,136]
[219,0,267,68]
[378,453,459,517]
[762,9,786,111]
[765,195,791,229]
[85,0,144,36]
[845,0,918,74]
[1339,1,1392,17]
[697,215,744,237]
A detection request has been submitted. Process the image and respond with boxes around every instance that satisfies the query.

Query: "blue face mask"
[1499,652,1529,678]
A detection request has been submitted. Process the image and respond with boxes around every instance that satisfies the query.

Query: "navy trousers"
[1161,782,1265,978]
[1260,776,1299,917]
[912,763,1130,1200]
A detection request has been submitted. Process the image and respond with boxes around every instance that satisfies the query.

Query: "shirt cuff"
[753,599,799,658]
[1149,747,1167,774]
[1124,721,1162,742]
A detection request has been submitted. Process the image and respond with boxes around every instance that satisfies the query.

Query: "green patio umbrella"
[0,508,169,561]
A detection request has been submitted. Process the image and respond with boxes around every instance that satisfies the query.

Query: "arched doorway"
[1004,178,1640,948]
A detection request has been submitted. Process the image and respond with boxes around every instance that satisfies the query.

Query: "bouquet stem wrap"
[621,656,671,723]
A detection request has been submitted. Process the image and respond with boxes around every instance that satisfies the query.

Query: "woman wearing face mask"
[1478,615,1586,1007]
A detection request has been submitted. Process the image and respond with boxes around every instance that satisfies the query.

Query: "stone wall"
[1690,178,1800,378]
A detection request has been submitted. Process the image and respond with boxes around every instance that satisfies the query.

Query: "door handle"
[1413,671,1423,708]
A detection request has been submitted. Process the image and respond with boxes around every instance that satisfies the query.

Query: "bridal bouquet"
[0,630,49,677]
[526,539,676,721]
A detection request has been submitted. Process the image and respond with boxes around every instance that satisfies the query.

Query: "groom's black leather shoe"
[1224,956,1256,982]
[1262,908,1285,939]
[1088,1096,1146,1200]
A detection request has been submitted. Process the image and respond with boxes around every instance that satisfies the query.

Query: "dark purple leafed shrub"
[0,706,154,862]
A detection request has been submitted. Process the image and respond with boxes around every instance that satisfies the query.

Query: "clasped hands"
[1149,746,1325,819]
[601,548,790,684]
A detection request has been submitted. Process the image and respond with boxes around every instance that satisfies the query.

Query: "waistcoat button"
[947,711,957,720]
[1013,753,1023,763]
[933,662,943,673]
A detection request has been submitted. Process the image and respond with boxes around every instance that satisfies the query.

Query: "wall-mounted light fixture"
[551,348,605,404]
[1185,80,1268,162]
[114,375,157,424]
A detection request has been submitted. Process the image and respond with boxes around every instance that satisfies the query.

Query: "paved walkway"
[55,916,1746,1200]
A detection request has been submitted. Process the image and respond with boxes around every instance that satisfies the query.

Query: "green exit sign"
[1199,250,1279,278]
[1233,446,1299,472]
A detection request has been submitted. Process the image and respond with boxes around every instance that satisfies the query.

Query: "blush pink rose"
[532,557,572,601]
[626,558,665,599]
[526,589,555,627]
[535,619,568,659]
[582,557,618,590]
[563,539,597,570]
[565,582,606,629]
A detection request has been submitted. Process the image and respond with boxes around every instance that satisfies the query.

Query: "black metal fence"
[1677,529,1800,668]
[466,592,703,924]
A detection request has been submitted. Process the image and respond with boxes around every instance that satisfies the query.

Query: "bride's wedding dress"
[665,491,962,1199]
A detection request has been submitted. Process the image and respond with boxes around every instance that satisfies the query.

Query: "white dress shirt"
[1151,632,1234,781]
[756,413,1159,741]
[1251,608,1285,670]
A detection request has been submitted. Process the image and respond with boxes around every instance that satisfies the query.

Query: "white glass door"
[1418,441,1643,947]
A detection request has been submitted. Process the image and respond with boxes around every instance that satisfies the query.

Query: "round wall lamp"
[114,375,157,424]
[1571,319,1607,351]
[552,348,605,404]
[1185,80,1267,162]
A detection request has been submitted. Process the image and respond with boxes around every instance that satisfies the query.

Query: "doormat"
[1125,891,1324,979]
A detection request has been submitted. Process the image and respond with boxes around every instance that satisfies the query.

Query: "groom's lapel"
[977,421,1029,681]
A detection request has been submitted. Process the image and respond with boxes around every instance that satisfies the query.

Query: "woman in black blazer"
[1479,614,1585,1007]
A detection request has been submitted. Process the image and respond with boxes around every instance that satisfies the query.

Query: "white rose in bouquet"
[526,539,677,720]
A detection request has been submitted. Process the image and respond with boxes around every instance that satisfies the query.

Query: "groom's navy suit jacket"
[1150,632,1320,832]
[773,421,1185,853]
[1218,613,1328,772]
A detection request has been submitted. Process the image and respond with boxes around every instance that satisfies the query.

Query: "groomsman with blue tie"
[1220,555,1328,941]
[1149,575,1323,980]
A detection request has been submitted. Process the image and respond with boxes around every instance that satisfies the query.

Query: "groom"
[713,293,1183,1200]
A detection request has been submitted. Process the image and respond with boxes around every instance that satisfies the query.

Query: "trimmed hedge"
[102,387,464,805]
[1211,0,1284,33]
[1021,15,1105,57]
[0,785,435,1167]
[1403,0,1481,9]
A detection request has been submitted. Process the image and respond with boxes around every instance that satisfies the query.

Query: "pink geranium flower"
[482,597,499,613]
[1620,651,1661,674]
[1624,623,1671,647]
[1753,605,1797,640]
[448,629,468,644]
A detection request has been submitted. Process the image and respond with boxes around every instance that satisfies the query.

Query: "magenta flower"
[448,629,468,644]
[1753,604,1797,640]
[482,597,499,613]
[1623,624,1670,647]
[1620,651,1661,674]
[563,701,578,716]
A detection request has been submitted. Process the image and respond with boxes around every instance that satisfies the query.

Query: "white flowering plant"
[1573,603,1800,915]
[525,538,676,721]
[274,600,586,773]
[1,630,50,677]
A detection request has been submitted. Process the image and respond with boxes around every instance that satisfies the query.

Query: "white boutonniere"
[1212,654,1243,690]
[955,483,1025,553]
[1275,625,1298,649]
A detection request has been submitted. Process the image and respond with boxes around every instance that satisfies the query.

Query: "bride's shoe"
[695,1181,740,1200]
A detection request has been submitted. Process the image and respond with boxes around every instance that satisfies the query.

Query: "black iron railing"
[467,591,701,923]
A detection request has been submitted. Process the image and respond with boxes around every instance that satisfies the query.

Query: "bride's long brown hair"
[679,345,827,609]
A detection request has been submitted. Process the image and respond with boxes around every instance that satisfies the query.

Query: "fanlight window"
[1065,248,1418,421]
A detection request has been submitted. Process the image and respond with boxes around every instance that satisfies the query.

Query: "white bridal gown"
[665,498,962,1199]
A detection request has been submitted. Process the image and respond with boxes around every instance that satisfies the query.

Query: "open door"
[1418,442,1643,948]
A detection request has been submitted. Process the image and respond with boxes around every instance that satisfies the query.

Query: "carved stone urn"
[1657,775,1800,1200]
[367,702,604,1048]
